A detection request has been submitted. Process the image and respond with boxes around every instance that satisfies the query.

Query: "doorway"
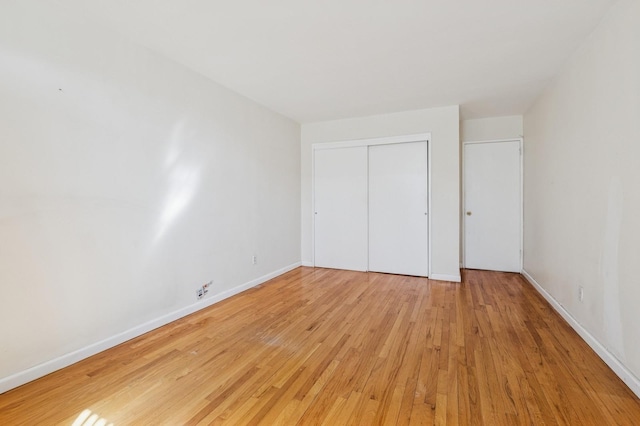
[313,134,431,277]
[463,139,522,272]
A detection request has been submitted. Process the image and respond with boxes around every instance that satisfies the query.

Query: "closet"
[313,135,430,277]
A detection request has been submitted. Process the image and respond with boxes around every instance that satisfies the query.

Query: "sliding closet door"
[369,142,428,276]
[314,146,368,271]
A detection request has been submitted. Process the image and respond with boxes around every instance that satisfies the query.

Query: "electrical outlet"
[252,255,257,265]
[203,281,212,295]
[196,288,204,300]
[578,286,584,302]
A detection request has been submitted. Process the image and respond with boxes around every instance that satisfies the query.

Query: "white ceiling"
[54,0,616,123]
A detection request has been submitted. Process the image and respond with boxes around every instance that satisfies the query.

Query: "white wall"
[461,115,523,142]
[524,0,640,393]
[301,106,461,281]
[0,0,300,390]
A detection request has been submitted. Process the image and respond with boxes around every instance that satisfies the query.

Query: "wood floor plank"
[1,267,639,425]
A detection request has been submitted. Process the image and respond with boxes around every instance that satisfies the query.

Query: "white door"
[369,142,428,276]
[314,146,368,271]
[464,140,521,272]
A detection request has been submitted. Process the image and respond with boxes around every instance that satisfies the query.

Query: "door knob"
[466,211,472,216]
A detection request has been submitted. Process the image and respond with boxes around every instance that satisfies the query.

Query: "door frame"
[462,138,523,272]
[312,133,432,276]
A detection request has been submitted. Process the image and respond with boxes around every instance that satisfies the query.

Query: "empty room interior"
[1,0,640,424]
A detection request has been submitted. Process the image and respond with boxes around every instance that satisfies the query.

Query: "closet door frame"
[312,133,432,277]
[462,138,524,272]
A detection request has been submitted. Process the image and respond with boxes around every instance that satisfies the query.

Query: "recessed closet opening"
[312,134,431,277]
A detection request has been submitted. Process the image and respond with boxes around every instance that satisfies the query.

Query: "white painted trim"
[311,143,316,267]
[0,262,302,394]
[521,269,640,398]
[311,133,432,277]
[462,138,523,144]
[301,260,314,267]
[430,273,461,283]
[462,138,523,271]
[427,138,432,278]
[366,146,370,272]
[516,138,524,271]
[312,133,431,151]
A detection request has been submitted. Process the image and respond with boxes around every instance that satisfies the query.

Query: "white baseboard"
[430,273,462,283]
[301,260,314,267]
[0,262,301,394]
[521,269,640,398]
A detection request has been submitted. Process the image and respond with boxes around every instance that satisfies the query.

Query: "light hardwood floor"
[1,267,639,425]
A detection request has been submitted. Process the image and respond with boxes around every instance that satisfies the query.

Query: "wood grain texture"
[1,268,639,425]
